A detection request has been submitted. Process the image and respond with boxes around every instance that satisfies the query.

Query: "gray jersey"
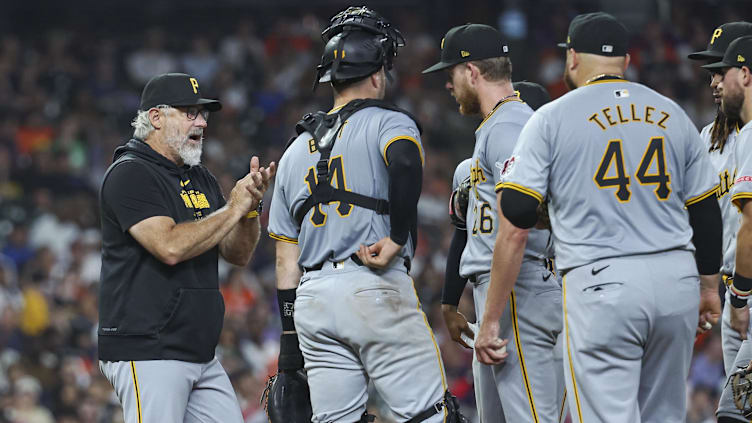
[731,122,752,214]
[453,158,472,193]
[268,106,423,268]
[459,98,552,278]
[452,158,471,232]
[501,79,718,271]
[701,122,740,275]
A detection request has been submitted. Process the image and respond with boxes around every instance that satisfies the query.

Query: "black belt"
[467,257,554,283]
[304,254,411,273]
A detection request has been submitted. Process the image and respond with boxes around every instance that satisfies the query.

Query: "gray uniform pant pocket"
[294,268,447,423]
[562,250,698,423]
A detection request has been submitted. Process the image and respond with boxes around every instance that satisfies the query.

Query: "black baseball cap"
[702,35,752,71]
[513,81,550,111]
[689,22,752,61]
[557,12,628,57]
[139,73,222,112]
[422,24,509,74]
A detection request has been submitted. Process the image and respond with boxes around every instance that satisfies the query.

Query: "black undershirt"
[385,140,422,246]
[442,228,468,306]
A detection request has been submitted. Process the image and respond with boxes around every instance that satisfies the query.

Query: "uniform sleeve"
[379,112,424,167]
[731,130,752,212]
[484,122,523,191]
[497,111,551,203]
[683,118,720,207]
[267,155,299,244]
[101,161,172,232]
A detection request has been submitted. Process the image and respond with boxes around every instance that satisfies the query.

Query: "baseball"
[701,322,712,330]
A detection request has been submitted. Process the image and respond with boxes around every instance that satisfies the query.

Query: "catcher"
[263,6,467,422]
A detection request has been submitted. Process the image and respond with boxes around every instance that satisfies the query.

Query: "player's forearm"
[731,208,752,307]
[483,221,528,324]
[442,228,468,306]
[275,241,303,371]
[156,205,247,265]
[738,212,752,276]
[219,216,261,266]
[276,241,303,290]
[687,195,722,275]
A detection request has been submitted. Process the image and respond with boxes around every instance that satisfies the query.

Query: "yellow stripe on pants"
[510,290,539,423]
[563,276,584,422]
[411,278,448,422]
[130,361,143,423]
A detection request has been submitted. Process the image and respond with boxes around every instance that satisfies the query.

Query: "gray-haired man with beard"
[98,73,275,423]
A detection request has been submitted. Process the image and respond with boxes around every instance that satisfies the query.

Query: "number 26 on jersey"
[594,137,670,202]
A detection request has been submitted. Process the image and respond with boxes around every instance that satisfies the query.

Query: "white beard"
[166,125,203,166]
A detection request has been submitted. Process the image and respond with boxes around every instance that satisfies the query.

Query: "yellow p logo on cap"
[711,28,723,44]
[189,78,199,94]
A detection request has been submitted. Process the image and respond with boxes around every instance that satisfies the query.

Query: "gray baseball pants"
[562,250,699,423]
[99,357,243,423]
[472,260,565,423]
[294,258,447,422]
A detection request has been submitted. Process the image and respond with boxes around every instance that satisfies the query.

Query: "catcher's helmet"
[314,6,404,89]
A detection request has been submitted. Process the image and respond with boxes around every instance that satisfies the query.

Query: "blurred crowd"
[0,0,745,422]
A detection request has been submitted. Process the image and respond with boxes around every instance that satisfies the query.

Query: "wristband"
[730,273,752,308]
[245,199,264,219]
[730,294,748,309]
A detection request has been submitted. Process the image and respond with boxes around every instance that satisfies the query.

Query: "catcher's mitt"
[261,369,312,423]
[730,365,752,418]
[449,176,471,229]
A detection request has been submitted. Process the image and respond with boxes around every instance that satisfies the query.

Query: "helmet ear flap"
[329,32,347,83]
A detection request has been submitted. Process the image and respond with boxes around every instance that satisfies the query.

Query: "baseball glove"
[730,365,752,418]
[261,369,312,423]
[449,176,471,229]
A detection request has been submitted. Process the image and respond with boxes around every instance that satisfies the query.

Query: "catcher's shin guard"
[407,390,468,423]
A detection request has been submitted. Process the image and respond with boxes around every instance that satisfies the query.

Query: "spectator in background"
[181,36,221,86]
[125,28,178,86]
[4,375,54,423]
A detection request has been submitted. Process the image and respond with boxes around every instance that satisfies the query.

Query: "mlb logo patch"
[614,89,629,98]
[498,155,519,180]
[602,45,614,53]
